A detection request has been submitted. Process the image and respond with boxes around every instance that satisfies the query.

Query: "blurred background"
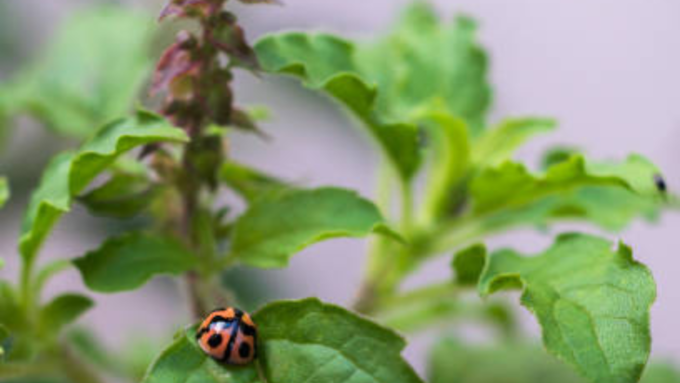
[1,0,679,377]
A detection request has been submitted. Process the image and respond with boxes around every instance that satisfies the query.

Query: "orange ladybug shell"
[196,307,258,365]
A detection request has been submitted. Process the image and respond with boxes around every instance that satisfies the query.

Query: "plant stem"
[376,281,459,311]
[399,180,414,236]
[19,257,36,318]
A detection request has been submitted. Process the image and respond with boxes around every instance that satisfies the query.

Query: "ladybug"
[196,307,258,365]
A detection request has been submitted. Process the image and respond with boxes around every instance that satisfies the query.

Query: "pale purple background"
[1,0,679,376]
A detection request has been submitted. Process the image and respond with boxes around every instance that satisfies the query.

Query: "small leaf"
[357,3,491,134]
[452,243,486,286]
[640,363,680,383]
[466,154,668,233]
[0,6,153,137]
[478,233,655,383]
[472,117,556,167]
[19,111,188,262]
[255,33,421,181]
[220,162,288,202]
[39,294,93,334]
[253,298,424,383]
[74,232,197,293]
[0,177,8,209]
[77,172,160,219]
[141,326,259,383]
[541,146,581,170]
[230,187,399,268]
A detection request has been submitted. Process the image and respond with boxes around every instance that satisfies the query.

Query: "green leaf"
[465,154,667,233]
[254,33,421,181]
[74,232,197,293]
[0,282,24,332]
[220,162,289,202]
[230,187,399,268]
[0,282,34,361]
[472,117,556,167]
[640,363,680,383]
[471,154,658,214]
[19,111,188,262]
[452,243,486,286]
[0,177,8,209]
[357,3,491,134]
[541,146,581,170]
[420,112,469,223]
[0,6,153,137]
[253,298,423,383]
[39,294,93,334]
[141,326,259,383]
[429,339,584,383]
[476,233,655,383]
[77,172,160,219]
[255,3,491,180]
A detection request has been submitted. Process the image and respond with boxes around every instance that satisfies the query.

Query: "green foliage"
[75,232,197,293]
[455,234,655,383]
[19,111,188,261]
[452,243,485,286]
[230,187,398,268]
[471,118,556,167]
[1,1,677,383]
[0,177,8,208]
[253,298,423,383]
[220,162,287,202]
[144,298,423,383]
[141,327,259,383]
[0,7,153,137]
[429,339,680,383]
[77,171,160,219]
[429,339,583,383]
[470,155,660,214]
[0,281,24,333]
[254,33,421,182]
[356,3,491,134]
[38,294,93,335]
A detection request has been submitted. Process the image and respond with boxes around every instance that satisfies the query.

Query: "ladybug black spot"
[208,333,223,348]
[241,323,256,336]
[239,342,251,358]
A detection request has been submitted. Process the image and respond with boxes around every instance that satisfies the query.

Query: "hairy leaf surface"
[457,234,655,383]
[253,298,424,383]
